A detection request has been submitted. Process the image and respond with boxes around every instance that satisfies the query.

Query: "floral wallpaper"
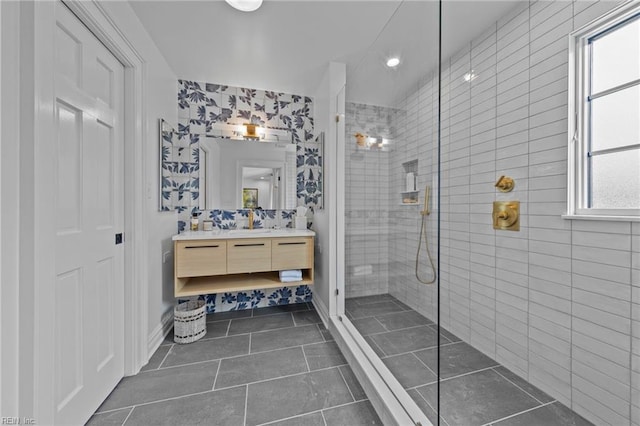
[170,80,319,310]
[167,80,322,214]
[180,285,313,314]
[177,208,307,233]
[160,121,199,212]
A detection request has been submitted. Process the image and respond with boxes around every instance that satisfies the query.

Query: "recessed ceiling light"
[225,0,263,12]
[386,57,400,68]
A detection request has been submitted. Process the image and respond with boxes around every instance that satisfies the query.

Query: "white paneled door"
[53,3,124,424]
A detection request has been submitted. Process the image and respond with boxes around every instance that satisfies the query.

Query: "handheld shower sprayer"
[421,185,431,216]
[416,184,436,284]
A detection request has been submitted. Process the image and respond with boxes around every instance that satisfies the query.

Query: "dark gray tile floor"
[88,303,381,426]
[346,294,594,426]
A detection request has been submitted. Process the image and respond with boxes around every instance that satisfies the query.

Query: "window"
[568,2,640,219]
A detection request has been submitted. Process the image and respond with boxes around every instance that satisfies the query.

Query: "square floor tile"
[415,341,498,379]
[407,389,441,426]
[352,317,386,335]
[323,400,382,425]
[430,324,462,342]
[245,368,353,425]
[124,386,246,426]
[303,341,347,370]
[391,299,413,311]
[369,325,439,356]
[141,345,171,372]
[86,408,131,426]
[97,360,219,412]
[493,366,554,404]
[492,401,594,426]
[215,347,307,389]
[317,324,334,342]
[267,412,325,426]
[417,369,541,426]
[206,310,251,322]
[292,309,322,326]
[201,320,230,339]
[363,336,386,357]
[250,325,323,353]
[161,335,249,368]
[227,313,293,335]
[347,294,397,305]
[340,366,368,401]
[347,301,407,319]
[161,329,174,345]
[381,353,437,388]
[375,310,434,331]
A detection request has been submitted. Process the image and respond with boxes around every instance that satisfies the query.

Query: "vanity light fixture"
[211,122,291,142]
[224,0,263,12]
[463,70,478,82]
[386,57,400,68]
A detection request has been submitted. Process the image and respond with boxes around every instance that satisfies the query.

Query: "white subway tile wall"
[345,1,637,425]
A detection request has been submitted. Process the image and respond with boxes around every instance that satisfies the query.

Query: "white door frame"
[10,1,149,422]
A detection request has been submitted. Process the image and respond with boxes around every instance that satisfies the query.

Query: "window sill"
[562,214,640,222]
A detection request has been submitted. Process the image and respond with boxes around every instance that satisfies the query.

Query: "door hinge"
[115,233,124,245]
[335,114,340,123]
[335,289,339,296]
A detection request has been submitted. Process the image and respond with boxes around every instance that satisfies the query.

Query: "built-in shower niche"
[400,159,419,205]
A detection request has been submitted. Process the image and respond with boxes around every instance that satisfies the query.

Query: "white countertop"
[173,229,315,241]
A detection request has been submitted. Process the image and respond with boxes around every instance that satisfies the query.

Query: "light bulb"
[386,57,400,68]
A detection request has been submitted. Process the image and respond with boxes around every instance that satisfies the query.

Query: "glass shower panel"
[342,1,441,423]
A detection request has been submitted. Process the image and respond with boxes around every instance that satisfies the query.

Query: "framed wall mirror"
[160,120,324,213]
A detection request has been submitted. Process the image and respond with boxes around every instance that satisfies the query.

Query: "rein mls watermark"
[1,418,35,425]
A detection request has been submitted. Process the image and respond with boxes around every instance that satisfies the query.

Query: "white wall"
[97,2,178,355]
[313,62,346,319]
[387,1,639,425]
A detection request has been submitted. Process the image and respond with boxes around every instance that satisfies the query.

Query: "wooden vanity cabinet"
[175,240,227,277]
[272,237,313,270]
[174,235,314,297]
[227,239,272,273]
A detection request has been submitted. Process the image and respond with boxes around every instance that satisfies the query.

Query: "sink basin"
[227,229,272,235]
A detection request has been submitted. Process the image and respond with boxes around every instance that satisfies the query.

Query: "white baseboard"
[146,309,174,364]
[312,296,329,329]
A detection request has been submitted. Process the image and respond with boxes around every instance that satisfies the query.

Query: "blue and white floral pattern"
[187,285,312,314]
[160,119,201,213]
[177,208,312,234]
[173,79,322,213]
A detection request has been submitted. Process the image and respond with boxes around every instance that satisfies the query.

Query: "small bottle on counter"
[190,212,199,231]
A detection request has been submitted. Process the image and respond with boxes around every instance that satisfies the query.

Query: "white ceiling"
[129,0,522,106]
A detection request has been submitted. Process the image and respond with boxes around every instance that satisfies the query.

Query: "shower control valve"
[495,175,514,193]
[492,201,519,231]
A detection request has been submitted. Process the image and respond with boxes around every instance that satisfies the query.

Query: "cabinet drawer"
[227,239,272,273]
[272,237,313,270]
[175,240,227,278]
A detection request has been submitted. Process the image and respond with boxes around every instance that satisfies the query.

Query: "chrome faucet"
[248,209,254,230]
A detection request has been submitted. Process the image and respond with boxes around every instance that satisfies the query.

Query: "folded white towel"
[280,276,303,283]
[279,270,302,279]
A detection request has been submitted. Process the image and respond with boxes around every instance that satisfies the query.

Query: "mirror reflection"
[199,137,297,210]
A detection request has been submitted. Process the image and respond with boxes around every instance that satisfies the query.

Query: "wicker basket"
[173,300,206,344]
